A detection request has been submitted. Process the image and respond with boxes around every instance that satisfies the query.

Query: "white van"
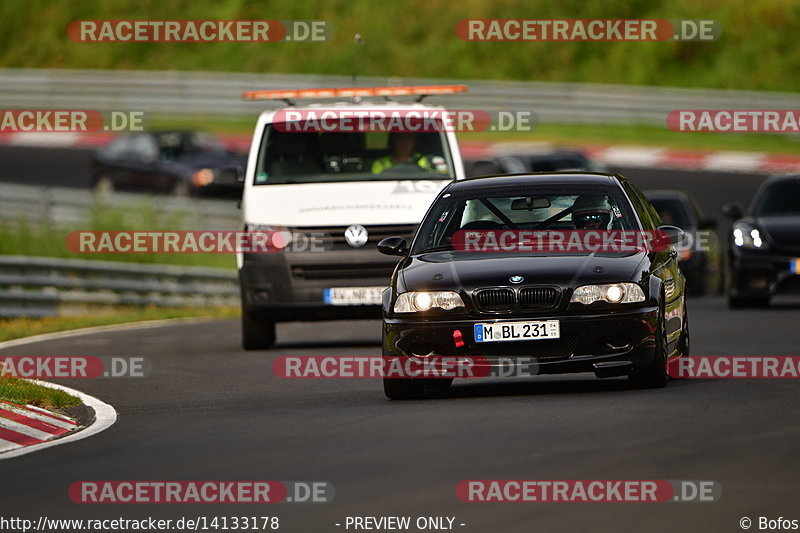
[237,85,467,349]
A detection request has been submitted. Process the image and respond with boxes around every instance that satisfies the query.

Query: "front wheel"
[241,308,276,350]
[383,378,426,400]
[629,300,668,388]
[94,175,115,194]
[171,180,190,197]
[728,294,770,309]
[679,305,690,357]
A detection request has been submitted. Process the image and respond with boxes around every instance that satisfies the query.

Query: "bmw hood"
[400,252,648,292]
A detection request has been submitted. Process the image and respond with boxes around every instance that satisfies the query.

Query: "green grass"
[0,378,81,410]
[0,197,237,269]
[0,305,238,343]
[2,0,800,92]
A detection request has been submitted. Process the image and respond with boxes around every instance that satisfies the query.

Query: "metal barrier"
[3,68,800,125]
[0,183,241,230]
[0,255,238,318]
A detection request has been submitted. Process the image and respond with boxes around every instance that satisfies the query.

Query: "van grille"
[292,224,416,249]
[291,263,398,281]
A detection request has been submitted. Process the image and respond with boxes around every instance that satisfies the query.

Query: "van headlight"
[570,283,645,305]
[733,222,767,249]
[394,291,465,313]
[243,223,293,249]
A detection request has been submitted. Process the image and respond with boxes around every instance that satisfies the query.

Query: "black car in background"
[91,131,246,196]
[465,148,607,177]
[645,190,723,296]
[723,174,800,308]
[378,173,688,399]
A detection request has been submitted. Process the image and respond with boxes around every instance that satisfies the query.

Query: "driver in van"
[371,132,432,174]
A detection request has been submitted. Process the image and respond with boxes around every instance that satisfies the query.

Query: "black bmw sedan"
[722,174,800,308]
[377,173,688,399]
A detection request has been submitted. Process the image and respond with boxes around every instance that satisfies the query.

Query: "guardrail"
[3,68,800,126]
[0,183,242,230]
[0,255,238,318]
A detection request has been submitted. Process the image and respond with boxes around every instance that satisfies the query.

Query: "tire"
[728,294,770,309]
[172,180,190,197]
[94,175,114,194]
[427,378,454,391]
[678,305,690,357]
[629,297,668,389]
[241,307,276,350]
[383,378,426,400]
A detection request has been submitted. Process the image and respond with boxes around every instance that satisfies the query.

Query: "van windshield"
[252,125,455,185]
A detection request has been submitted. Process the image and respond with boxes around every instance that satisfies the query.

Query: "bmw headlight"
[570,283,646,305]
[394,291,465,313]
[732,222,767,249]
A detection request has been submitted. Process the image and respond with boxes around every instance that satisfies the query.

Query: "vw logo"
[509,275,524,284]
[344,224,369,248]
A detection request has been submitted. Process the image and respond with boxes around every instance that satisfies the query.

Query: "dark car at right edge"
[723,174,800,308]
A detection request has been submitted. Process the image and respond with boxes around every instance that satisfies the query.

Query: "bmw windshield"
[412,187,641,255]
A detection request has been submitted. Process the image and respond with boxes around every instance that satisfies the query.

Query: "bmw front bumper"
[383,305,660,379]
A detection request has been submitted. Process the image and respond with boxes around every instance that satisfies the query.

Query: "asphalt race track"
[1,302,799,532]
[1,148,798,532]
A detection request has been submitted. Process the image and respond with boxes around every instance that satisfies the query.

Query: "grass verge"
[0,197,237,269]
[0,378,81,410]
[0,305,239,343]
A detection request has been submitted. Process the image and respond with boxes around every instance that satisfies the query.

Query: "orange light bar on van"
[242,85,468,100]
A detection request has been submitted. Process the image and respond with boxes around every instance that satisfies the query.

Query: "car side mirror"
[377,236,408,256]
[657,225,685,246]
[722,202,743,219]
[215,167,245,186]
